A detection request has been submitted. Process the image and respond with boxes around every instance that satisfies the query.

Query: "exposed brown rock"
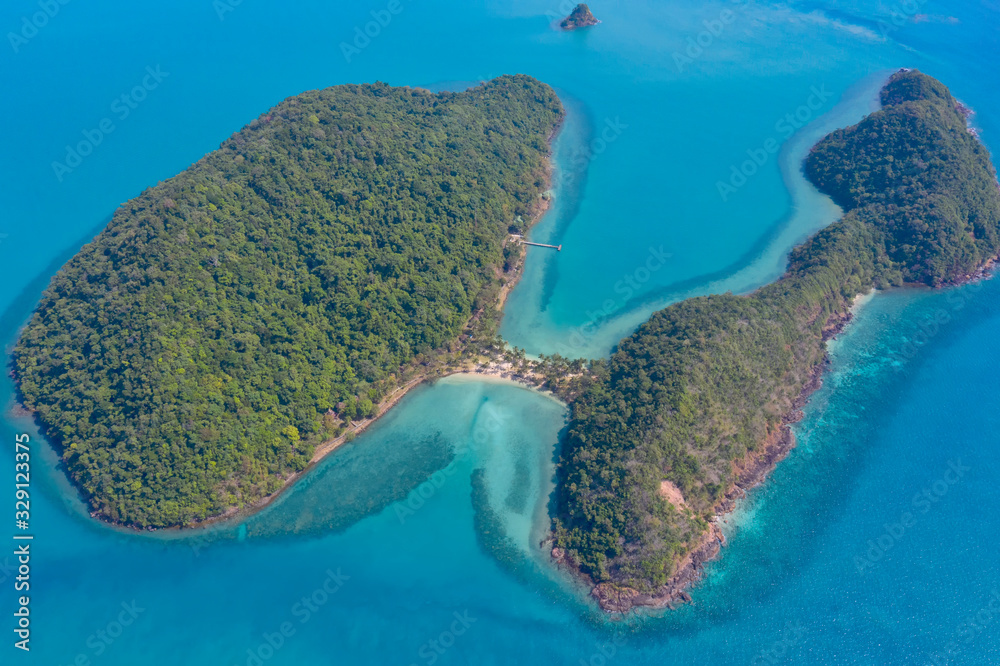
[560,4,599,30]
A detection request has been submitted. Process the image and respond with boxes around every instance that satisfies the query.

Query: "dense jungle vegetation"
[14,75,563,527]
[552,70,1000,592]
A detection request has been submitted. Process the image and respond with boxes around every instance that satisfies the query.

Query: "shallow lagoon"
[2,0,1000,663]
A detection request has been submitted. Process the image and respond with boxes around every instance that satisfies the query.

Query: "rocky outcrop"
[591,523,724,612]
[560,4,599,30]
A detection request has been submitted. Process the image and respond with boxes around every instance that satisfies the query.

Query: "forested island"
[551,70,1000,611]
[14,76,563,528]
[13,66,999,614]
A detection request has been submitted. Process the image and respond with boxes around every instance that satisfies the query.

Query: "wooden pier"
[522,241,562,251]
[510,235,562,251]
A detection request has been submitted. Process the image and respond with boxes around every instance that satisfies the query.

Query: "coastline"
[575,323,836,613]
[213,118,564,526]
[185,363,551,531]
[582,259,1000,613]
[129,115,566,533]
[548,70,1000,614]
[587,355,830,613]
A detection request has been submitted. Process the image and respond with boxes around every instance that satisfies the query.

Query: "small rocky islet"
[560,4,600,30]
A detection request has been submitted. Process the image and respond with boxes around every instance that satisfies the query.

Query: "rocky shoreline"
[572,305,854,613]
[573,250,1000,613]
[559,3,600,30]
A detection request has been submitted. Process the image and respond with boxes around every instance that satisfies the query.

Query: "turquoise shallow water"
[1,0,999,663]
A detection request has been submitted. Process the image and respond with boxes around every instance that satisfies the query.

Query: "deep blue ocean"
[1,0,999,663]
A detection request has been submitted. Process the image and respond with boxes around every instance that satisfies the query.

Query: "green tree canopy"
[15,75,563,527]
[553,70,1000,594]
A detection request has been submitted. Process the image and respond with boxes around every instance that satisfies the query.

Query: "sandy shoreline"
[177,119,566,532]
[186,362,545,531]
[187,86,1000,597]
[8,110,565,535]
